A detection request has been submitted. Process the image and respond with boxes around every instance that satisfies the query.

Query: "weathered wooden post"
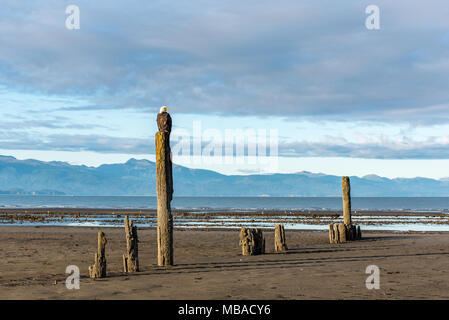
[342,176,352,226]
[239,227,253,256]
[89,231,107,278]
[333,224,340,243]
[357,225,362,240]
[123,216,139,273]
[156,129,174,266]
[274,224,288,252]
[253,228,265,254]
[329,224,335,244]
[239,227,265,255]
[338,223,347,242]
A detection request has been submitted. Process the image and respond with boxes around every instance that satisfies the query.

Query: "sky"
[1,1,449,178]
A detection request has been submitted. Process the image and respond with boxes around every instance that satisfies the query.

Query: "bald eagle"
[157,106,172,134]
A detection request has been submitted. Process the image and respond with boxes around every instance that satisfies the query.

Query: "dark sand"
[1,226,449,299]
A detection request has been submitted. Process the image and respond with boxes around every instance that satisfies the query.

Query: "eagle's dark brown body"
[157,111,172,133]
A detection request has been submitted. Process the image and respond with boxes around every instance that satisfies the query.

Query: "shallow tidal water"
[2,211,449,232]
[1,195,449,231]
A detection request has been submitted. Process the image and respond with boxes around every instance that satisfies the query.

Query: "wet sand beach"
[1,225,449,299]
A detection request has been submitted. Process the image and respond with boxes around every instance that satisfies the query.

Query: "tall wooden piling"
[156,131,174,266]
[123,216,139,273]
[342,176,352,225]
[89,231,107,278]
[274,224,288,252]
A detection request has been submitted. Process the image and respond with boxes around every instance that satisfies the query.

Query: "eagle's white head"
[159,106,169,113]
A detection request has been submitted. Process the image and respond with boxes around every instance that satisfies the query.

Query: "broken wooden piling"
[338,223,347,242]
[123,216,139,273]
[240,227,252,255]
[274,224,288,252]
[329,223,342,244]
[239,227,265,255]
[88,231,107,278]
[253,228,265,254]
[156,131,174,266]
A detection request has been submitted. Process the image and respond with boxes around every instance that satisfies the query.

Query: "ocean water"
[1,195,449,212]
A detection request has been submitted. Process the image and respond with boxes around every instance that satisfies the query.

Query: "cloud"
[0,119,100,130]
[2,127,449,159]
[0,132,154,154]
[1,0,449,163]
[0,0,448,124]
[278,135,449,159]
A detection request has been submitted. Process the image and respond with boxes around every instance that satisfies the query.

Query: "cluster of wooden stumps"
[88,177,359,274]
[87,116,362,276]
[239,223,288,256]
[88,129,174,279]
[328,223,362,244]
[239,177,362,254]
[329,176,362,244]
[88,216,140,279]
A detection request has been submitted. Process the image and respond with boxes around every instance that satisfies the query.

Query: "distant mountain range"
[0,155,449,196]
